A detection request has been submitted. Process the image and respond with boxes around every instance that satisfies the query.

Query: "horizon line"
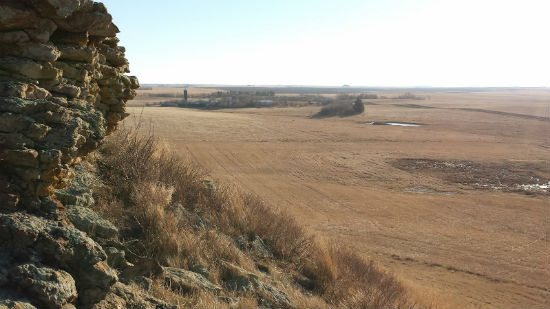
[138,84,550,89]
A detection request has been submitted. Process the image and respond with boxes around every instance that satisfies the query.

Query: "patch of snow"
[386,122,422,127]
[517,182,550,191]
[365,121,423,127]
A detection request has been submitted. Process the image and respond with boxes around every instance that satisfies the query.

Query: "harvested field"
[125,89,550,308]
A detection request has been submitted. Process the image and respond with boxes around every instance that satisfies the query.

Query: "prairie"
[125,89,550,308]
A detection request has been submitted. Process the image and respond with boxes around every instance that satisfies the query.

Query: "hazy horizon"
[104,0,549,87]
[138,83,550,89]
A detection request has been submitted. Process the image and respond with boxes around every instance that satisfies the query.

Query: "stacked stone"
[0,2,160,308]
[0,0,138,215]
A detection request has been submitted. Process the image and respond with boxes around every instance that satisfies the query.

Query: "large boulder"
[0,212,118,306]
[225,275,292,308]
[221,261,291,308]
[162,267,222,293]
[91,282,170,309]
[8,264,77,309]
[104,247,129,270]
[0,290,37,309]
[120,259,163,280]
[66,205,118,239]
[0,212,106,269]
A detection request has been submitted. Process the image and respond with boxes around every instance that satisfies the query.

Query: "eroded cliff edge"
[0,0,138,213]
[0,1,151,308]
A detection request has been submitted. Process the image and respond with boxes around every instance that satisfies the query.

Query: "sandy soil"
[125,89,550,308]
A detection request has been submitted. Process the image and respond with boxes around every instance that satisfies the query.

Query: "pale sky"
[103,0,549,87]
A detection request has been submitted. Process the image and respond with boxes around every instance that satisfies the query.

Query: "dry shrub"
[284,288,330,309]
[149,280,226,308]
[127,181,181,263]
[242,194,313,264]
[304,244,413,308]
[99,123,312,266]
[179,230,253,282]
[95,124,260,272]
[98,122,206,208]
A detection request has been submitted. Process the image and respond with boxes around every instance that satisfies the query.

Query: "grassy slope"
[92,125,414,308]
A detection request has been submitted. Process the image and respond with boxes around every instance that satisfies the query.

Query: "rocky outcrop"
[91,282,167,309]
[55,162,97,207]
[162,266,222,293]
[0,1,144,308]
[8,263,77,309]
[221,261,292,308]
[0,0,138,215]
[66,205,118,239]
[0,290,37,309]
[0,212,114,306]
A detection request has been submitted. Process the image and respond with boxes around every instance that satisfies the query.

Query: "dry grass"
[94,122,414,308]
[304,245,412,308]
[96,125,251,272]
[149,279,230,308]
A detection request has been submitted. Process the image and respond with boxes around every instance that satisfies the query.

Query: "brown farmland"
[125,89,550,308]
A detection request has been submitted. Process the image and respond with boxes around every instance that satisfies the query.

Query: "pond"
[366,121,423,127]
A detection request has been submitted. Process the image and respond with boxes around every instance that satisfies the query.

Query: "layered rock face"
[0,0,138,215]
[0,1,147,308]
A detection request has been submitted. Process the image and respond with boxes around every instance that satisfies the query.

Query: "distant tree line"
[313,97,365,118]
[393,92,425,100]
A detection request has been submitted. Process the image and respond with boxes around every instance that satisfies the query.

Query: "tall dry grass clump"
[94,123,414,308]
[97,123,313,267]
[96,124,250,270]
[304,245,413,308]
